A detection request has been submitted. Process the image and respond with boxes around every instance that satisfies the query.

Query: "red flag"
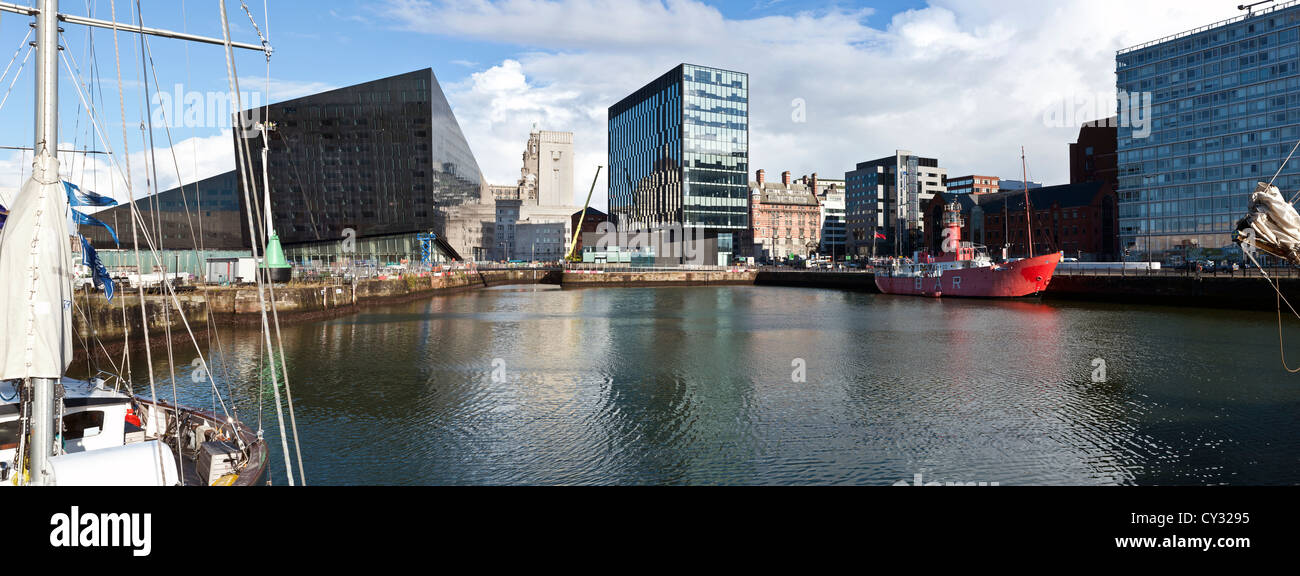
[873,232,887,240]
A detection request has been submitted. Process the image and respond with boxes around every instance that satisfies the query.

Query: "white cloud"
[1,69,328,208]
[0,130,235,211]
[390,0,1232,210]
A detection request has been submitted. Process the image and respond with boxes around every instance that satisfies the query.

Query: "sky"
[0,0,1245,211]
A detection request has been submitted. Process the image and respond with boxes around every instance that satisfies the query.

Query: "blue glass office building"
[1117,3,1300,261]
[608,64,748,264]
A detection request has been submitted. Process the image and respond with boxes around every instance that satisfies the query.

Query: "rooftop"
[1117,0,1298,55]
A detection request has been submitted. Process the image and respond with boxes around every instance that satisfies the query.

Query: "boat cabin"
[0,378,140,484]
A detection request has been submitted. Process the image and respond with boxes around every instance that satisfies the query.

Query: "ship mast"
[1022,146,1034,259]
[26,0,60,487]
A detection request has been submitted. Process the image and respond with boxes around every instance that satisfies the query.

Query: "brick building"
[748,170,822,262]
[927,180,1118,261]
[1070,118,1118,189]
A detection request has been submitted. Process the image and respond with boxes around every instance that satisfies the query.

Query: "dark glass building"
[608,64,748,265]
[238,68,484,260]
[1116,3,1300,262]
[80,170,244,251]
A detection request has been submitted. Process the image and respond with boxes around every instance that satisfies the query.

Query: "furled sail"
[1236,182,1300,266]
[0,160,75,380]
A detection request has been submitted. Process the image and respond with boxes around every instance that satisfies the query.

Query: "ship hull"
[874,253,1061,298]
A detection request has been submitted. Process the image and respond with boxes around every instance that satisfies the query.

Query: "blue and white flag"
[79,236,114,302]
[64,181,118,207]
[71,209,119,246]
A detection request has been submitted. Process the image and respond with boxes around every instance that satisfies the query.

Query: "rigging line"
[220,0,294,485]
[61,21,132,384]
[175,3,232,420]
[59,48,239,424]
[238,0,269,56]
[1277,291,1300,373]
[0,41,32,114]
[134,0,183,484]
[140,6,246,445]
[139,35,204,287]
[107,0,168,484]
[138,33,241,429]
[1273,138,1300,196]
[70,291,123,377]
[1243,249,1300,372]
[87,11,131,384]
[0,27,32,86]
[256,0,305,486]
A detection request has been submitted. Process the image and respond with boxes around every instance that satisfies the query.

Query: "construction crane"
[566,166,604,262]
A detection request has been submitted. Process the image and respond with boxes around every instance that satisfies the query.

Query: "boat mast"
[1022,146,1034,259]
[27,0,59,486]
[0,0,269,486]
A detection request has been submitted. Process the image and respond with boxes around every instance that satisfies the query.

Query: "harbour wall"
[1044,273,1300,310]
[753,271,880,291]
[73,270,558,357]
[72,268,1300,358]
[562,269,755,287]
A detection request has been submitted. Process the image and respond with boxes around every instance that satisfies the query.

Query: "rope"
[60,48,238,426]
[239,0,271,60]
[0,28,32,88]
[220,0,296,486]
[1243,249,1300,372]
[138,24,244,433]
[254,0,306,485]
[0,42,32,115]
[107,0,169,487]
[1272,139,1300,201]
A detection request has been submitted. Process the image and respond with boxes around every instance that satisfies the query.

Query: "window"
[0,420,19,450]
[63,410,106,440]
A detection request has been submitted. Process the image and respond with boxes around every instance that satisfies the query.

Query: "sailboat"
[0,0,281,486]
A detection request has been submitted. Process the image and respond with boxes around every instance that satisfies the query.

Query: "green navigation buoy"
[262,232,292,283]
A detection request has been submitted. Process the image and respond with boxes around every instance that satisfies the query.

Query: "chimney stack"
[811,173,819,192]
[782,171,791,187]
[756,169,766,186]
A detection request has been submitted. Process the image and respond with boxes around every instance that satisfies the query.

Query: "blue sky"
[0,0,923,132]
[0,0,1236,209]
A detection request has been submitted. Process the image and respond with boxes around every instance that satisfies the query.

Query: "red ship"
[874,199,1060,298]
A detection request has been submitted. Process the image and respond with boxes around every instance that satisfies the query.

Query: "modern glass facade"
[608,64,749,239]
[844,151,944,257]
[239,68,483,251]
[80,170,244,251]
[1117,2,1300,261]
